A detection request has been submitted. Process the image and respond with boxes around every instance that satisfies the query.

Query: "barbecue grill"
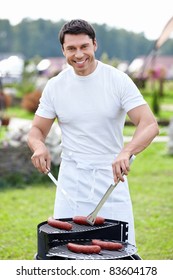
[35,218,142,260]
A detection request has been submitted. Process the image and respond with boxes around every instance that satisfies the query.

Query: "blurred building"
[0,53,24,84]
[127,55,173,80]
[36,57,67,77]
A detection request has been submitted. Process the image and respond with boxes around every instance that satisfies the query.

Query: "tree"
[0,19,13,53]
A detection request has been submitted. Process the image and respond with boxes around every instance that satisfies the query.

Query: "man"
[27,19,159,245]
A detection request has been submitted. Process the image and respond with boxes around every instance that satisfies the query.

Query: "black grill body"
[36,218,141,260]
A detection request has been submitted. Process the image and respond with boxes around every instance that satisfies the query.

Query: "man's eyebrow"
[66,43,90,48]
[66,45,75,49]
[82,43,90,46]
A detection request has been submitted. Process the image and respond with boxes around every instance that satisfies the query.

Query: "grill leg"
[131,254,142,260]
[34,253,40,260]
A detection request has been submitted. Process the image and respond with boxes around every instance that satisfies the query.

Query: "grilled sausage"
[47,217,72,230]
[92,239,123,250]
[72,216,105,225]
[67,242,101,254]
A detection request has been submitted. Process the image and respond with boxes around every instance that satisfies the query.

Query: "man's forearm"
[27,127,46,152]
[123,122,159,155]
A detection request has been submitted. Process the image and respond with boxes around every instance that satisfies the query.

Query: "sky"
[1,0,173,40]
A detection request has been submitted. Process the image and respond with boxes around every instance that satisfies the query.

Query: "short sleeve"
[120,73,146,112]
[35,80,57,119]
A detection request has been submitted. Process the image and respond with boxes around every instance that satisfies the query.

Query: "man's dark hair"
[59,19,96,46]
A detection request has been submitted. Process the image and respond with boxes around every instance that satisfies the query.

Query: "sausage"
[67,243,101,254]
[47,217,72,231]
[72,216,105,225]
[92,239,123,250]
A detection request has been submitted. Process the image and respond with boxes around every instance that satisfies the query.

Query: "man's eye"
[69,47,75,51]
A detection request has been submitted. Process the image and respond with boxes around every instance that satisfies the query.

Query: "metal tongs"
[86,155,136,225]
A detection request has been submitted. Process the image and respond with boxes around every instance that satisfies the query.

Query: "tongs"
[86,155,136,225]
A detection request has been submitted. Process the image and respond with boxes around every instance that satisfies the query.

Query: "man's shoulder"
[99,61,127,78]
[47,65,72,84]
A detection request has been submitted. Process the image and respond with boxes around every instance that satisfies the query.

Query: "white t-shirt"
[36,61,147,245]
[36,61,146,156]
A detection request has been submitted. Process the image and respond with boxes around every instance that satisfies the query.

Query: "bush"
[0,144,59,188]
[21,90,41,112]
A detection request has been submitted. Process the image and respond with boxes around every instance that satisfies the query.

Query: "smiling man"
[27,19,159,246]
[62,33,97,76]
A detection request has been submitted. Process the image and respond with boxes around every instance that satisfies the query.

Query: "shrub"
[21,90,41,112]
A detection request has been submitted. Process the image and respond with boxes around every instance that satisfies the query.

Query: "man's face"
[62,33,97,76]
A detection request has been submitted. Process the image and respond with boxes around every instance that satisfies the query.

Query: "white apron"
[53,149,136,245]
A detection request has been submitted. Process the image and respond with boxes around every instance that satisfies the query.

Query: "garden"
[0,77,173,260]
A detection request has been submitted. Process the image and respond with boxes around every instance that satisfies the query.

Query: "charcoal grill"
[36,218,141,260]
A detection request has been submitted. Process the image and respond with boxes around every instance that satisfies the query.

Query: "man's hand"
[31,143,51,173]
[112,153,131,183]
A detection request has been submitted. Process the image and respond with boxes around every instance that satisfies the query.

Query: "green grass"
[129,142,173,260]
[0,182,55,260]
[0,142,173,260]
[6,106,34,120]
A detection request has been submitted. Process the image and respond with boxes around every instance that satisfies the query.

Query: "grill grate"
[39,220,119,234]
[37,218,133,260]
[46,239,137,260]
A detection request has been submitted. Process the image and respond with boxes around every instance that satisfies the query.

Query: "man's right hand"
[31,144,51,173]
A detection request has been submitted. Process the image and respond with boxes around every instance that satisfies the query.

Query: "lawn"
[129,142,173,260]
[0,142,173,260]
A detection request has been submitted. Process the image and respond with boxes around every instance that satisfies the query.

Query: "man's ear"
[94,39,98,52]
[61,46,65,56]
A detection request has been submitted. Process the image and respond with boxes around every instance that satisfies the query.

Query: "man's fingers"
[112,159,130,183]
[31,155,49,173]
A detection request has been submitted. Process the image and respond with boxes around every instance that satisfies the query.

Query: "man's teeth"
[76,61,85,64]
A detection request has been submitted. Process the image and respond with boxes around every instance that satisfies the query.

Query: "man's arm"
[112,104,159,182]
[27,115,55,173]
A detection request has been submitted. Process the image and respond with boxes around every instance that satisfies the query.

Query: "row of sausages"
[67,240,123,254]
[47,216,105,230]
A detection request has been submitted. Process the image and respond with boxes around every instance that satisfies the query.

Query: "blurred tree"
[0,19,172,61]
[0,19,13,53]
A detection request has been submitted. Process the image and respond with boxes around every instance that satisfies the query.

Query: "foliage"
[5,106,34,119]
[1,18,170,62]
[152,90,160,116]
[0,158,58,188]
[21,90,41,112]
[140,81,173,120]
[100,52,120,67]
[13,64,37,98]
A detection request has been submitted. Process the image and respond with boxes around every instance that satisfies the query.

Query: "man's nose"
[75,49,84,58]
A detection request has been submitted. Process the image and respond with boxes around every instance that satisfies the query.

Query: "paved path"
[124,136,168,142]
